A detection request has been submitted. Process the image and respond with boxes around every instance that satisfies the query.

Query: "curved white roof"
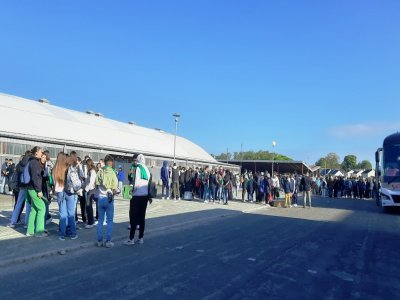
[0,93,218,164]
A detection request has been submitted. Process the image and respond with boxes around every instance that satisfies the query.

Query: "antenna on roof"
[38,98,50,104]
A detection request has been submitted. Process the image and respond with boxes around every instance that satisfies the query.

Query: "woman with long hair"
[26,146,46,237]
[63,151,84,240]
[52,152,69,240]
[84,159,97,228]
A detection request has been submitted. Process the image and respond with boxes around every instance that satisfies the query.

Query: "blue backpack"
[20,161,31,185]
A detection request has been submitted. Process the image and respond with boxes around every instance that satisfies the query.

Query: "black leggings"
[129,196,149,240]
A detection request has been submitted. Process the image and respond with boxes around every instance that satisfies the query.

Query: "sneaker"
[59,236,66,241]
[46,217,53,225]
[97,241,104,247]
[70,235,78,240]
[294,204,298,207]
[161,197,165,199]
[137,238,144,244]
[85,224,95,229]
[178,198,181,201]
[26,233,34,237]
[94,220,98,226]
[123,239,135,246]
[35,232,49,238]
[104,241,114,248]
[7,223,15,228]
[167,197,170,200]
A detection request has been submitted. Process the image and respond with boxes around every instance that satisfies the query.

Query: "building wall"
[0,136,240,185]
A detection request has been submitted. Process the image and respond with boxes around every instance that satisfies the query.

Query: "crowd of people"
[3,148,153,248]
[2,151,378,245]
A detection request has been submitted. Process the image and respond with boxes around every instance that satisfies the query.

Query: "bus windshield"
[383,143,400,182]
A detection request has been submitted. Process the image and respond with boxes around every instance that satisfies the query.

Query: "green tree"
[218,150,292,161]
[341,155,357,171]
[358,160,372,170]
[214,152,232,161]
[315,153,341,169]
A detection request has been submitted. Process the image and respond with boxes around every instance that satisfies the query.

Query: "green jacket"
[96,166,118,190]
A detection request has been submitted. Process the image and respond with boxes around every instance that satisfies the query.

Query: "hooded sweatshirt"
[96,165,118,196]
[132,154,151,197]
[161,161,169,182]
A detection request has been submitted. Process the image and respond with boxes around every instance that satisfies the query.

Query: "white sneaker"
[137,238,144,244]
[123,239,135,246]
[178,198,181,201]
[105,241,114,248]
[167,197,170,200]
[294,204,298,207]
[161,197,165,199]
[85,224,95,229]
[94,220,98,225]
[266,204,271,207]
[7,223,15,228]
[97,241,104,247]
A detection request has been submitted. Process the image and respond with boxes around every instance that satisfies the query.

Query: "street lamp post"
[173,113,180,163]
[272,140,276,177]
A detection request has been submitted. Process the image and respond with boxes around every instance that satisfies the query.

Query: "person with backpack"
[63,151,84,240]
[124,153,151,246]
[96,154,118,248]
[8,152,30,228]
[26,146,48,237]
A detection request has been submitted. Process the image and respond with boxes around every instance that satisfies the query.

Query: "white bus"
[375,132,400,211]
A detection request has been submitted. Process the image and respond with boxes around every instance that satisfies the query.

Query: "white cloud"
[329,122,400,138]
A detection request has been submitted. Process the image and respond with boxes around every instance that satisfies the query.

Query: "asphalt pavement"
[0,193,399,299]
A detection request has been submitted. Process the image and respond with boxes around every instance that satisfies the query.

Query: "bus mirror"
[375,151,380,163]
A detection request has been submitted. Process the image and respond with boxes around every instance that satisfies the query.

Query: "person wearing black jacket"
[26,146,47,237]
[8,151,31,227]
[301,172,313,208]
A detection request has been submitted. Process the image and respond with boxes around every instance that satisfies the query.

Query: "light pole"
[173,113,180,163]
[272,140,276,177]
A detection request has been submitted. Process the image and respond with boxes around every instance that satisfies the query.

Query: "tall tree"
[341,155,358,171]
[315,153,341,169]
[358,160,372,170]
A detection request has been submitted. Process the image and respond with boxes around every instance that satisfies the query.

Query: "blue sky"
[1,1,399,164]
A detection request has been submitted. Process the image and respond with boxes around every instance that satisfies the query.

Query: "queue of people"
[5,148,153,248]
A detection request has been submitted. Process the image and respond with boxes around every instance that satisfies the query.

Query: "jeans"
[97,196,114,242]
[162,180,169,198]
[202,183,210,201]
[0,176,6,193]
[59,192,78,238]
[10,188,26,225]
[303,190,312,207]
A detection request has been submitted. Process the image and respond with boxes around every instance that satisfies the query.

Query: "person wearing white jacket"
[84,159,97,229]
[124,153,151,246]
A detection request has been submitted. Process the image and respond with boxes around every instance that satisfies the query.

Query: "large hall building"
[0,93,239,183]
